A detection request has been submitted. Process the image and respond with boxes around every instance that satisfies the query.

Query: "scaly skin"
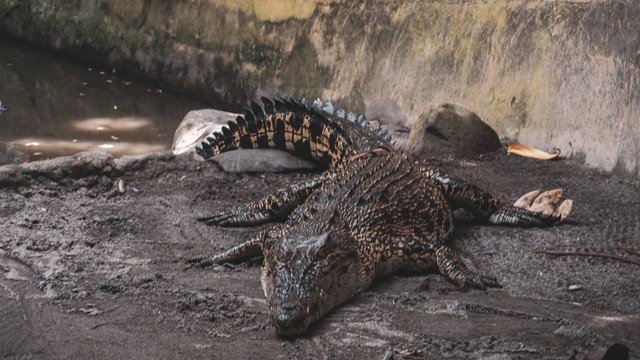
[189,98,571,337]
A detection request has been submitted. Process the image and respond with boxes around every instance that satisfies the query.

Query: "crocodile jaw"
[260,233,361,337]
[267,263,359,337]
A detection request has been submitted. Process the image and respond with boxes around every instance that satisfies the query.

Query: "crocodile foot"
[436,246,501,290]
[488,188,572,227]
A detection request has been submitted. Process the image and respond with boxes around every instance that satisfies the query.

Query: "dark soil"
[1,150,638,359]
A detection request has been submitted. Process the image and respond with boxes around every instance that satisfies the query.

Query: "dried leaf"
[507,143,560,160]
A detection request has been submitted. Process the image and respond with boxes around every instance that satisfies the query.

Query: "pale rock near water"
[171,109,239,156]
[172,109,317,172]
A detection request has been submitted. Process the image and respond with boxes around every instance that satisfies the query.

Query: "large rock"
[405,104,501,158]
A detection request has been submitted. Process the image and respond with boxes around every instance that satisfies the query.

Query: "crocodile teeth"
[335,108,346,119]
[507,143,561,160]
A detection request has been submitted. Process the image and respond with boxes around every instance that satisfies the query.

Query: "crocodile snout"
[272,307,308,337]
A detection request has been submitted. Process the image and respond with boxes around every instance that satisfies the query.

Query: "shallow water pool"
[0,35,209,165]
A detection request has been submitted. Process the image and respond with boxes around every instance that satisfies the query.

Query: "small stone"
[568,284,582,291]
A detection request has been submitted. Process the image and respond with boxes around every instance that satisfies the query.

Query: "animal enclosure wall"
[0,0,638,178]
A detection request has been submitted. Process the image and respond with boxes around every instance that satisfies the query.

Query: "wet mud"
[0,150,639,359]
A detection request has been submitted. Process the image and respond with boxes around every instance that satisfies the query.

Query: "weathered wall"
[0,0,638,178]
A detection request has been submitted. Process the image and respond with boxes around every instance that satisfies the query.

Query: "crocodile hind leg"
[187,225,282,268]
[197,174,329,226]
[422,166,571,227]
[435,245,500,289]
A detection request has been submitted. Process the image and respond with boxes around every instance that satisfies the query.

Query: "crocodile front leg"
[435,245,501,289]
[422,167,571,226]
[187,225,282,268]
[197,174,330,226]
[488,189,572,226]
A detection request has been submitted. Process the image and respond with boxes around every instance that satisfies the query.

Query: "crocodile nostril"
[280,300,297,310]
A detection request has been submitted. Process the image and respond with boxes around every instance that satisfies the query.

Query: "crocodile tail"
[196,97,355,169]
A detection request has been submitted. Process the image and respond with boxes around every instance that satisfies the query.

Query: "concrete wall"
[0,0,638,179]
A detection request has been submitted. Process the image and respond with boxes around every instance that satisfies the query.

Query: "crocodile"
[189,97,572,336]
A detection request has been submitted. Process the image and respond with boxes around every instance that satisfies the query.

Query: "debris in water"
[25,142,40,147]
[0,100,7,114]
[99,144,114,149]
[507,143,561,160]
[118,179,126,193]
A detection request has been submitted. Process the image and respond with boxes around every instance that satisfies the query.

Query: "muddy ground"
[0,148,638,359]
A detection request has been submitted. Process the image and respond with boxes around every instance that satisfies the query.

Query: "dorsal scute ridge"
[197,96,397,166]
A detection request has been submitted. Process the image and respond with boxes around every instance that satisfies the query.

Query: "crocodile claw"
[488,188,572,227]
[197,207,271,227]
[436,246,501,290]
[197,211,237,226]
[185,257,209,267]
[457,272,501,290]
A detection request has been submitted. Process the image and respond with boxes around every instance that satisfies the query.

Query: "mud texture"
[1,149,639,359]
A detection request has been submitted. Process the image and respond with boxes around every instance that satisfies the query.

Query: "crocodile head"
[261,230,361,337]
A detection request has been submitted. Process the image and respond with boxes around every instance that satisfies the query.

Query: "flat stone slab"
[211,149,317,173]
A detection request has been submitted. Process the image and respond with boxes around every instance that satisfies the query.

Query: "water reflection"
[72,116,154,132]
[0,35,209,165]
[11,138,166,158]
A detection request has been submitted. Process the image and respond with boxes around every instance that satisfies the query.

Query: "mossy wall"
[0,0,638,179]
